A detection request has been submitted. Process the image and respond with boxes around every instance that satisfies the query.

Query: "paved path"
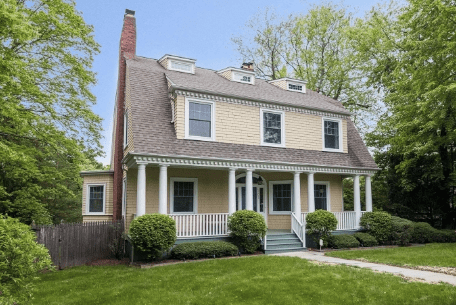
[272,251,456,286]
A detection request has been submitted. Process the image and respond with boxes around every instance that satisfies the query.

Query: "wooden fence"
[32,219,124,269]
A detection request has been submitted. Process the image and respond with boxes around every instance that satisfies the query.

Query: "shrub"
[129,214,176,260]
[390,216,413,246]
[305,210,338,244]
[411,222,435,243]
[431,229,456,243]
[360,211,392,244]
[228,210,267,254]
[328,234,360,249]
[171,241,238,260]
[0,216,53,304]
[353,232,378,247]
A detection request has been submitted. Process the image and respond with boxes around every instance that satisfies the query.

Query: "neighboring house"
[80,10,379,252]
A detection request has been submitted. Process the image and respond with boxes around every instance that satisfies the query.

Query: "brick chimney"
[241,62,254,71]
[112,9,136,220]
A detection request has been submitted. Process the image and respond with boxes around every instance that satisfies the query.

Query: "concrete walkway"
[272,251,456,286]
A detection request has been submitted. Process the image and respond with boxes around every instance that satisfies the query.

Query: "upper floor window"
[323,118,342,152]
[185,98,215,141]
[233,72,254,84]
[288,83,303,92]
[260,109,285,147]
[86,184,106,215]
[170,60,192,73]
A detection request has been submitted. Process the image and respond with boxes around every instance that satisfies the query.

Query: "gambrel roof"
[124,56,378,170]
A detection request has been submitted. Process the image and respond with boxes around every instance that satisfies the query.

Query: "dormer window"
[269,78,307,93]
[159,54,196,74]
[217,67,255,85]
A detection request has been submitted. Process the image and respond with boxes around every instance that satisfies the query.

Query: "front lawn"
[32,256,456,305]
[326,243,456,267]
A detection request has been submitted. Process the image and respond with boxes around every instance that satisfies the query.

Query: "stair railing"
[291,212,306,248]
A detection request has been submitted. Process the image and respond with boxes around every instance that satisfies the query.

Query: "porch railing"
[291,213,306,247]
[170,213,229,238]
[302,211,363,231]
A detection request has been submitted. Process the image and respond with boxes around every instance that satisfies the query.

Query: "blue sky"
[74,0,383,165]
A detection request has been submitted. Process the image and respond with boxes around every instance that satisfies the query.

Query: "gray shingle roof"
[126,56,378,170]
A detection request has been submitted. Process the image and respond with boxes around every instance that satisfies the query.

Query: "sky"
[73,0,384,165]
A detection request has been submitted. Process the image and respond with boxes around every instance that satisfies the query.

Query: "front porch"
[125,154,375,250]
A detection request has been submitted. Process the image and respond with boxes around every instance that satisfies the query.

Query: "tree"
[0,0,102,224]
[364,0,456,227]
[232,4,382,134]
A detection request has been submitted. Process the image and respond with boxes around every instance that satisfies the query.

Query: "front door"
[236,185,267,219]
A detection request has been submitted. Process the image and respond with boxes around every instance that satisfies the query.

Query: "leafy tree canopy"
[0,0,103,224]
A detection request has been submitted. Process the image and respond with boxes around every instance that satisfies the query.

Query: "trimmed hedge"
[328,234,360,249]
[390,216,413,246]
[305,210,338,244]
[171,241,239,260]
[360,212,391,244]
[228,210,267,254]
[129,214,177,260]
[353,232,378,247]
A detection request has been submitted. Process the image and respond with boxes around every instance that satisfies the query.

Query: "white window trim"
[170,177,198,214]
[123,111,128,148]
[86,183,107,215]
[260,109,286,147]
[167,59,195,74]
[233,71,255,85]
[287,81,306,93]
[185,97,216,141]
[322,117,343,152]
[268,180,293,215]
[314,181,331,211]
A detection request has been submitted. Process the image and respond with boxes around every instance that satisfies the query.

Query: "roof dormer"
[159,54,196,74]
[268,78,307,93]
[217,63,256,85]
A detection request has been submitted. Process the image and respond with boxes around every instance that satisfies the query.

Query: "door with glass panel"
[235,175,267,219]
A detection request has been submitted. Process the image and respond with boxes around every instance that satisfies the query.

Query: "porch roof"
[125,57,378,171]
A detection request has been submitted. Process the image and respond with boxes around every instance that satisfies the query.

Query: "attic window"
[288,83,303,92]
[159,54,196,74]
[170,60,192,72]
[234,72,253,84]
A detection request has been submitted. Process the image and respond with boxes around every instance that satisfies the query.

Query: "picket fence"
[32,219,124,269]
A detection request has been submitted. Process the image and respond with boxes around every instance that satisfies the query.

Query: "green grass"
[326,243,456,267]
[32,256,456,305]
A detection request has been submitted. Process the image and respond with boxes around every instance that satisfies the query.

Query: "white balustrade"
[170,213,229,238]
[291,213,305,247]
[301,211,360,231]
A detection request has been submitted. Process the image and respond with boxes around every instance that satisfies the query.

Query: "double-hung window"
[314,182,330,211]
[269,181,293,214]
[323,118,342,152]
[170,178,198,213]
[123,111,128,148]
[86,184,106,215]
[261,109,285,147]
[185,99,215,141]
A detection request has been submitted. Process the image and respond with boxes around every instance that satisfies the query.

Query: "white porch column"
[354,174,361,228]
[293,172,301,215]
[228,168,237,215]
[245,169,254,211]
[365,175,373,212]
[136,163,147,217]
[158,164,168,214]
[307,172,315,212]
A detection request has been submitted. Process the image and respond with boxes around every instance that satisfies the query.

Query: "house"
[80,10,379,253]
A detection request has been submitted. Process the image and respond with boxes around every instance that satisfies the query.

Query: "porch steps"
[265,233,306,254]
